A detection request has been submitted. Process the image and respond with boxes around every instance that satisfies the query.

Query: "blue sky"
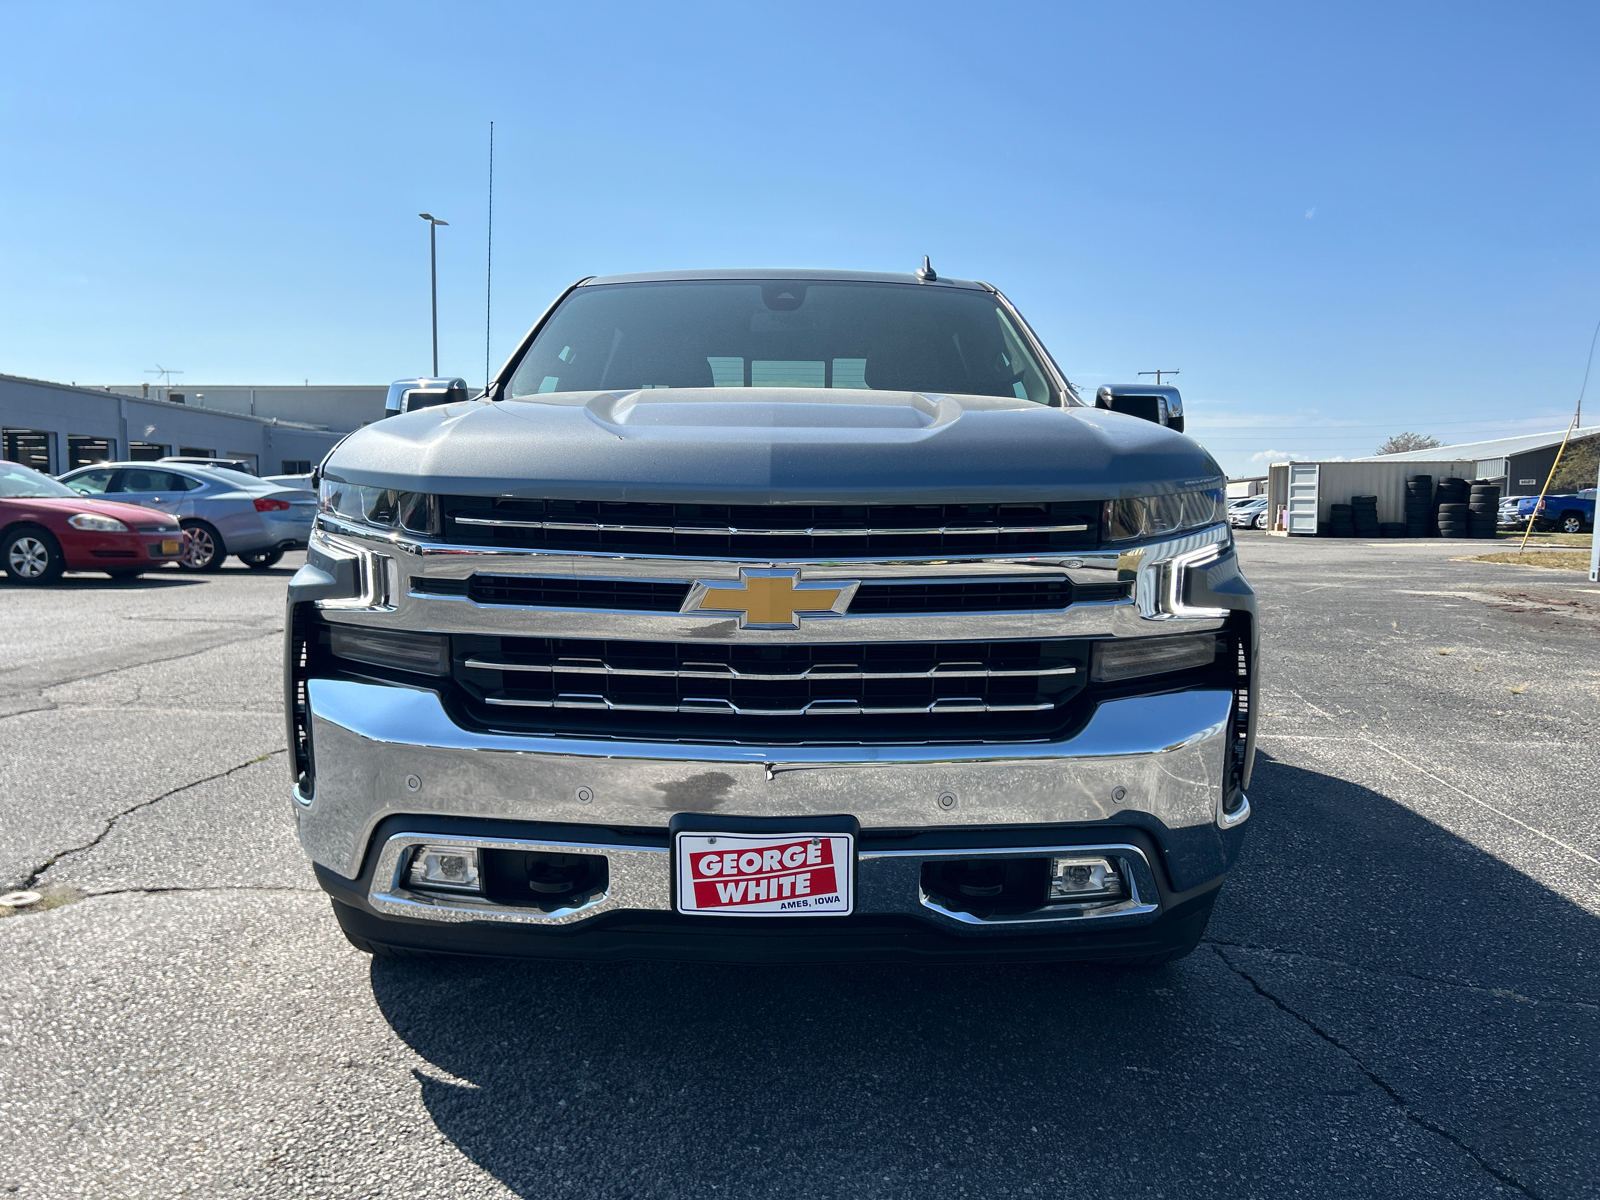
[2,1,1597,476]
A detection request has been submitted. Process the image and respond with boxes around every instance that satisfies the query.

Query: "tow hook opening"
[482,849,609,911]
[921,858,1048,916]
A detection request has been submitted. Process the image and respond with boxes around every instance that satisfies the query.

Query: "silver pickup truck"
[285,267,1257,966]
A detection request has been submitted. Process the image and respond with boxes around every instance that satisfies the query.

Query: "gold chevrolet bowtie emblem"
[682,569,859,629]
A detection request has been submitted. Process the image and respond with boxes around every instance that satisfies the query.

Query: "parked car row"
[1516,489,1596,535]
[0,458,314,584]
[1228,495,1270,529]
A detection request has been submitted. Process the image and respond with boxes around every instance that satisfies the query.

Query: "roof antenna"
[916,255,937,282]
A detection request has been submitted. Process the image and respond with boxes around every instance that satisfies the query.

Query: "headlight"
[68,513,129,532]
[318,480,438,535]
[1106,488,1227,542]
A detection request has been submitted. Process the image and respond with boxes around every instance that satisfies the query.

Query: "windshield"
[507,280,1060,405]
[0,460,78,498]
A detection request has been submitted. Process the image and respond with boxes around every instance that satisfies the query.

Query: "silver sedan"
[58,463,315,571]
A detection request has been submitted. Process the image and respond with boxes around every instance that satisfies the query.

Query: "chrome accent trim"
[860,843,1159,925]
[368,833,669,925]
[337,598,1195,645]
[1119,524,1231,621]
[312,530,392,612]
[1218,792,1251,829]
[297,679,1234,886]
[463,657,1078,681]
[482,693,1057,716]
[322,512,1107,568]
[315,522,1233,642]
[454,516,1091,537]
[1163,542,1229,620]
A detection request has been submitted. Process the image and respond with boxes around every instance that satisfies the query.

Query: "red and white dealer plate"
[674,832,854,917]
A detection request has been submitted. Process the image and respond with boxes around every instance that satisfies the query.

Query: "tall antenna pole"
[1576,315,1599,429]
[429,220,438,376]
[419,213,449,376]
[485,120,494,393]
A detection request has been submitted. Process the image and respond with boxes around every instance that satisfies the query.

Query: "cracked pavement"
[1,539,1598,1198]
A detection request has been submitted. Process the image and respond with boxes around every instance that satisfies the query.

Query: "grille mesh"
[451,635,1088,743]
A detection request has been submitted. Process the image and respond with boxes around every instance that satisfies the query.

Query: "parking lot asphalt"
[2,538,1597,1200]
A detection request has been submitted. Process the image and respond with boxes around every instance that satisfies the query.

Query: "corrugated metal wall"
[1265,459,1479,533]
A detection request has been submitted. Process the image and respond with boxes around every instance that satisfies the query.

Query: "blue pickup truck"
[1518,488,1596,534]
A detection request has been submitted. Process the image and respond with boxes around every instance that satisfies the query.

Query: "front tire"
[178,521,225,572]
[2,527,65,585]
[1253,511,1269,530]
[239,547,285,570]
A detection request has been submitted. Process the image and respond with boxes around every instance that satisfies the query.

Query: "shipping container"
[1265,459,1478,535]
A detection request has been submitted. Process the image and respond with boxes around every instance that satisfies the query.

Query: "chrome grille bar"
[455,517,1090,537]
[483,694,1058,716]
[464,657,1077,681]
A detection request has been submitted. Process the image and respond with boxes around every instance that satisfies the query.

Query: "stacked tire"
[1405,475,1433,537]
[1351,495,1380,538]
[1468,480,1500,539]
[1435,477,1470,539]
[1328,503,1356,537]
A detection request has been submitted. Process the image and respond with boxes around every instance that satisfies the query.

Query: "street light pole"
[418,213,449,376]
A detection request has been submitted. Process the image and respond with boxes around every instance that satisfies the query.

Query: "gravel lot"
[2,539,1597,1199]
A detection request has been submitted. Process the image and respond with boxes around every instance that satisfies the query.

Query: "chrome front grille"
[449,635,1089,743]
[440,497,1102,558]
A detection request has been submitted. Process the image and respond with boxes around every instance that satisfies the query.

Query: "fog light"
[407,845,482,892]
[1048,856,1125,903]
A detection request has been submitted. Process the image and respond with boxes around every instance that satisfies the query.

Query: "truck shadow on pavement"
[368,752,1599,1199]
[8,572,206,590]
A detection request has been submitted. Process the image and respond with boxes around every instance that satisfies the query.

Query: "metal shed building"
[1265,458,1477,535]
[1353,426,1600,497]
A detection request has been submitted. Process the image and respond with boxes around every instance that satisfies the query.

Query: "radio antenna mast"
[485,120,494,393]
[145,364,183,398]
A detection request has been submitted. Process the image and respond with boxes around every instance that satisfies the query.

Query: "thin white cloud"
[1247,449,1347,464]
[1305,207,1316,218]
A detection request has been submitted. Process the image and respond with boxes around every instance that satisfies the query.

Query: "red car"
[1,460,186,584]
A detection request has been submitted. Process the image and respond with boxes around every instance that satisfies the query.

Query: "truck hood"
[321,389,1225,503]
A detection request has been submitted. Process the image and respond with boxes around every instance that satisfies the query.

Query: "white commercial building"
[1,374,352,476]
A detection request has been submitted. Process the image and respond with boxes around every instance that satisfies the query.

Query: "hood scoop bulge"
[584,388,958,433]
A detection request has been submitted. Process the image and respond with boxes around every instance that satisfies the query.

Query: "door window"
[65,469,118,495]
[116,469,190,494]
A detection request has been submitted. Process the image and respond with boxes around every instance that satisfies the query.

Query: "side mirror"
[384,376,471,418]
[1095,385,1184,434]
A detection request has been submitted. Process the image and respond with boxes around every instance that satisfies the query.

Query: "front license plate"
[161,539,180,555]
[675,832,853,917]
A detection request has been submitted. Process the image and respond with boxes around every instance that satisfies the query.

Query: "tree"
[1376,431,1444,455]
[1548,435,1600,492]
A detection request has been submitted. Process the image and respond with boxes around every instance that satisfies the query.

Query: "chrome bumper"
[363,831,1164,934]
[294,678,1243,894]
